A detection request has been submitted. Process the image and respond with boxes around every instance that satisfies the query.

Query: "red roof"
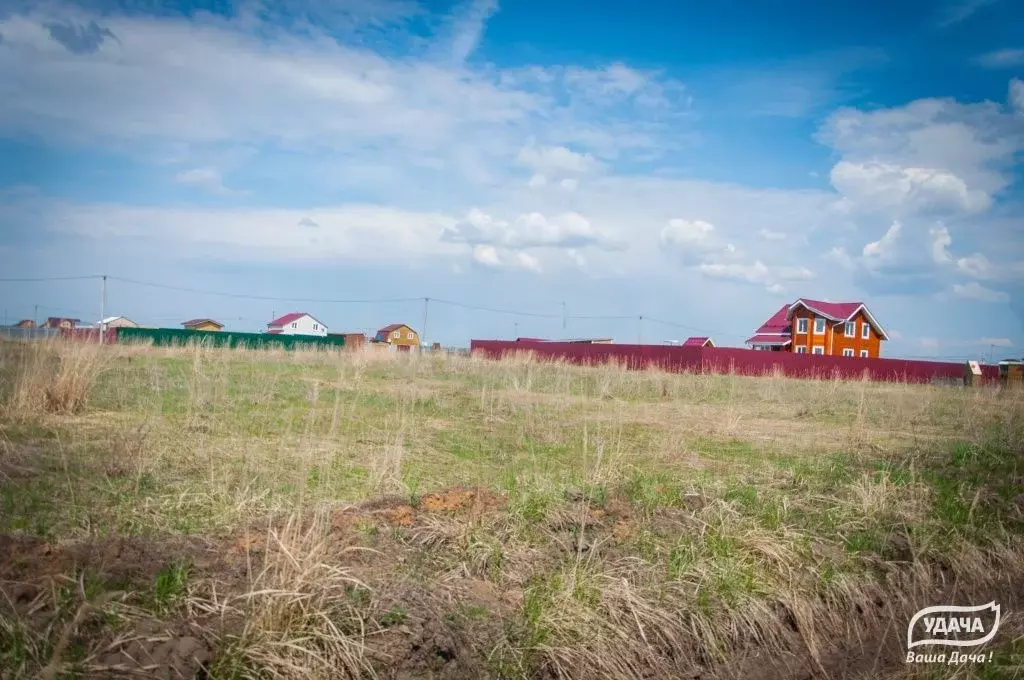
[682,336,711,347]
[745,334,792,345]
[268,312,309,327]
[753,305,791,335]
[790,299,863,321]
[377,323,409,334]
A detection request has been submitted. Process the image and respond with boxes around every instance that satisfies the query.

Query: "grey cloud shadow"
[44,20,118,55]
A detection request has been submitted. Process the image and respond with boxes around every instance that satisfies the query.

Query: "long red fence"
[469,340,1000,385]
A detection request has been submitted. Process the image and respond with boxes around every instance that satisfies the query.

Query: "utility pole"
[561,301,567,333]
[421,297,430,352]
[637,315,643,345]
[33,303,38,327]
[989,344,995,365]
[514,321,519,339]
[99,275,107,344]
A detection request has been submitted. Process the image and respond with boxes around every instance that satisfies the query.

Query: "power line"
[106,276,422,305]
[0,275,102,282]
[432,298,561,319]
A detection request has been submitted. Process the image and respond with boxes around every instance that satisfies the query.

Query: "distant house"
[182,318,224,332]
[374,323,419,349]
[100,316,139,329]
[42,317,79,330]
[15,319,36,329]
[746,298,888,358]
[682,336,715,348]
[266,312,327,337]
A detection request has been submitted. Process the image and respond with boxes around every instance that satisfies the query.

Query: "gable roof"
[788,299,888,340]
[182,318,223,328]
[377,323,412,334]
[746,334,792,346]
[753,305,791,335]
[268,312,324,328]
[681,336,712,347]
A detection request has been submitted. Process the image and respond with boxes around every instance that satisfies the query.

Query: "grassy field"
[0,340,1022,679]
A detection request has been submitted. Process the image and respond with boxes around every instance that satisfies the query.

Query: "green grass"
[0,342,1022,679]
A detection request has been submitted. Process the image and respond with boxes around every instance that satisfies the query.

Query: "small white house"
[266,312,327,337]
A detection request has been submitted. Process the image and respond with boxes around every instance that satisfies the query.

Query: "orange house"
[746,299,888,358]
[374,323,420,349]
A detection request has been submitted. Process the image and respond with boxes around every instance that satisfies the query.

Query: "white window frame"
[291,322,297,329]
[406,332,413,339]
[813,318,826,335]
[313,323,318,331]
[844,321,855,337]
[796,346,807,354]
[392,330,399,339]
[796,318,808,334]
[860,349,869,358]
[812,346,825,355]
[843,348,854,357]
[861,323,870,339]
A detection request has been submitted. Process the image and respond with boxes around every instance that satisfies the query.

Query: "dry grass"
[0,339,1022,679]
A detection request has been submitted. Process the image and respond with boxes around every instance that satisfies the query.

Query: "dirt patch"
[384,504,417,527]
[420,487,505,515]
[93,619,213,680]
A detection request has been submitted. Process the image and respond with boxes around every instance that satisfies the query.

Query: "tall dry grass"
[2,339,109,417]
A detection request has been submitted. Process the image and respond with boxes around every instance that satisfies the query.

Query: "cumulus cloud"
[950,281,1010,302]
[929,223,953,264]
[862,221,902,261]
[516,144,601,176]
[956,253,993,278]
[830,161,989,215]
[697,260,815,291]
[472,244,541,272]
[441,208,619,250]
[975,49,1024,68]
[449,0,499,63]
[1012,79,1024,116]
[825,246,855,270]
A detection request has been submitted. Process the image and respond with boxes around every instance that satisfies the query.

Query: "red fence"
[59,327,118,344]
[469,340,1000,385]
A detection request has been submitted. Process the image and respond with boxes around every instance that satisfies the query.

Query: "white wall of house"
[272,314,327,337]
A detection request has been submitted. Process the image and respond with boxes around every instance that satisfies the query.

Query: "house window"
[796,318,808,334]
[860,349,869,358]
[861,323,870,339]
[812,346,824,355]
[813,318,826,335]
[845,321,855,337]
[313,323,318,331]
[796,346,807,354]
[291,322,297,328]
[843,348,854,357]
[392,331,399,339]
[406,332,413,339]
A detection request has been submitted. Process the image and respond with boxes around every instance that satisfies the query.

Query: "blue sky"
[1,0,1023,358]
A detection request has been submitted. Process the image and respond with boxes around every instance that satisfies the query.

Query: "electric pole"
[421,297,430,352]
[34,303,38,327]
[561,301,567,334]
[514,321,518,339]
[99,275,107,344]
[637,315,643,345]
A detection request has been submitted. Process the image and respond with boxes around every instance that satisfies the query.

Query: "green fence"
[115,327,345,350]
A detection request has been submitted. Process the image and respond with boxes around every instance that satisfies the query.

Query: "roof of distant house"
[682,336,711,347]
[182,318,223,327]
[377,323,411,334]
[268,312,315,327]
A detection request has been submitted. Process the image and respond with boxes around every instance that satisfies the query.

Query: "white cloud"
[929,223,953,264]
[560,178,578,192]
[697,259,815,292]
[956,253,993,278]
[442,208,619,250]
[516,144,601,175]
[527,174,547,188]
[758,228,786,240]
[830,161,989,215]
[1011,79,1024,116]
[825,246,855,270]
[472,244,541,272]
[936,0,999,28]
[660,218,715,247]
[950,281,1010,302]
[449,0,499,63]
[862,221,902,260]
[175,167,238,195]
[975,49,1024,68]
